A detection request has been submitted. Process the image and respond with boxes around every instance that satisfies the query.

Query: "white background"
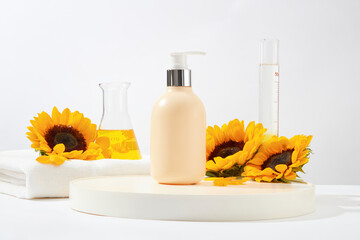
[0,0,359,185]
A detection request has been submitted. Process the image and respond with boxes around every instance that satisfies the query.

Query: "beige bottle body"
[150,87,206,184]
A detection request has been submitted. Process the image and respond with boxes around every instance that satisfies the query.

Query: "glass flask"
[98,82,141,159]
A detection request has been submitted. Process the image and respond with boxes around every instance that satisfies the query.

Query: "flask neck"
[99,82,132,130]
[100,83,129,113]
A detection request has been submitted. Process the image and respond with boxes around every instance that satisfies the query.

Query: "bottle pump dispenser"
[167,52,206,87]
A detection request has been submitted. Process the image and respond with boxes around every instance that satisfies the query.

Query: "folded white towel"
[0,150,150,199]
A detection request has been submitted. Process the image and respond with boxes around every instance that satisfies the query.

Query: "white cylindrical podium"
[70,175,315,221]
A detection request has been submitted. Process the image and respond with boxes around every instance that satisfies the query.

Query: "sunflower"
[26,107,111,165]
[205,119,266,178]
[242,135,312,183]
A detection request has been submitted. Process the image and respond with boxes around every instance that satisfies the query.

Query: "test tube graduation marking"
[259,39,279,136]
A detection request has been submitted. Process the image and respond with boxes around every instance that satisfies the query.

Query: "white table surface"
[1,185,359,240]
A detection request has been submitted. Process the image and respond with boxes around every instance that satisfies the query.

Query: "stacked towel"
[0,150,150,199]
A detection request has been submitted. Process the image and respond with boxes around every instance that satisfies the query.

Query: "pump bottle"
[150,52,206,185]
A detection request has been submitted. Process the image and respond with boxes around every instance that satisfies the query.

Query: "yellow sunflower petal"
[228,178,249,185]
[213,178,229,186]
[60,108,71,125]
[262,176,275,182]
[213,125,223,145]
[30,119,45,135]
[223,158,236,170]
[50,155,67,165]
[37,111,53,133]
[285,167,293,176]
[31,142,40,149]
[53,144,65,154]
[275,164,287,173]
[86,124,98,142]
[39,142,52,152]
[62,150,84,159]
[36,155,51,164]
[77,117,91,134]
[236,151,247,165]
[70,111,84,129]
[244,121,255,142]
[262,167,277,175]
[228,120,240,141]
[284,171,297,180]
[206,160,221,172]
[204,177,224,181]
[82,149,101,160]
[51,107,61,125]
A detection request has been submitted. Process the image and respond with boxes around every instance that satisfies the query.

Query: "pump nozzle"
[170,51,206,69]
[167,51,205,87]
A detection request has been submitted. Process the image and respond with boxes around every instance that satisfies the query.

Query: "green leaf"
[305,148,313,158]
[221,164,243,177]
[291,178,307,184]
[278,178,290,184]
[35,149,48,156]
[238,164,245,175]
[206,164,246,178]
[206,170,220,177]
[293,164,306,174]
[306,147,313,154]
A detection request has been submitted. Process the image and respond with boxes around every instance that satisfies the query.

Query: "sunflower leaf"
[206,170,220,177]
[277,178,290,184]
[293,165,306,174]
[291,178,307,184]
[221,165,243,177]
[238,164,245,175]
[40,150,48,156]
[35,149,48,156]
[305,148,313,158]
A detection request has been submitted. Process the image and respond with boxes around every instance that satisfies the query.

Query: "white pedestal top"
[1,185,359,240]
[69,175,315,221]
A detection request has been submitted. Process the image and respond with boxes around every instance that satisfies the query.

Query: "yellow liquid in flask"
[97,129,141,160]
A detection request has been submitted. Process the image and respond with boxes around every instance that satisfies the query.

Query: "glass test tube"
[259,39,279,136]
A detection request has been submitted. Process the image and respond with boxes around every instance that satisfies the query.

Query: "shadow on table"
[273,194,360,222]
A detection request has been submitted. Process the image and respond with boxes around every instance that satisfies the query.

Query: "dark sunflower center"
[54,132,78,150]
[261,150,294,171]
[44,125,87,152]
[208,140,244,162]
